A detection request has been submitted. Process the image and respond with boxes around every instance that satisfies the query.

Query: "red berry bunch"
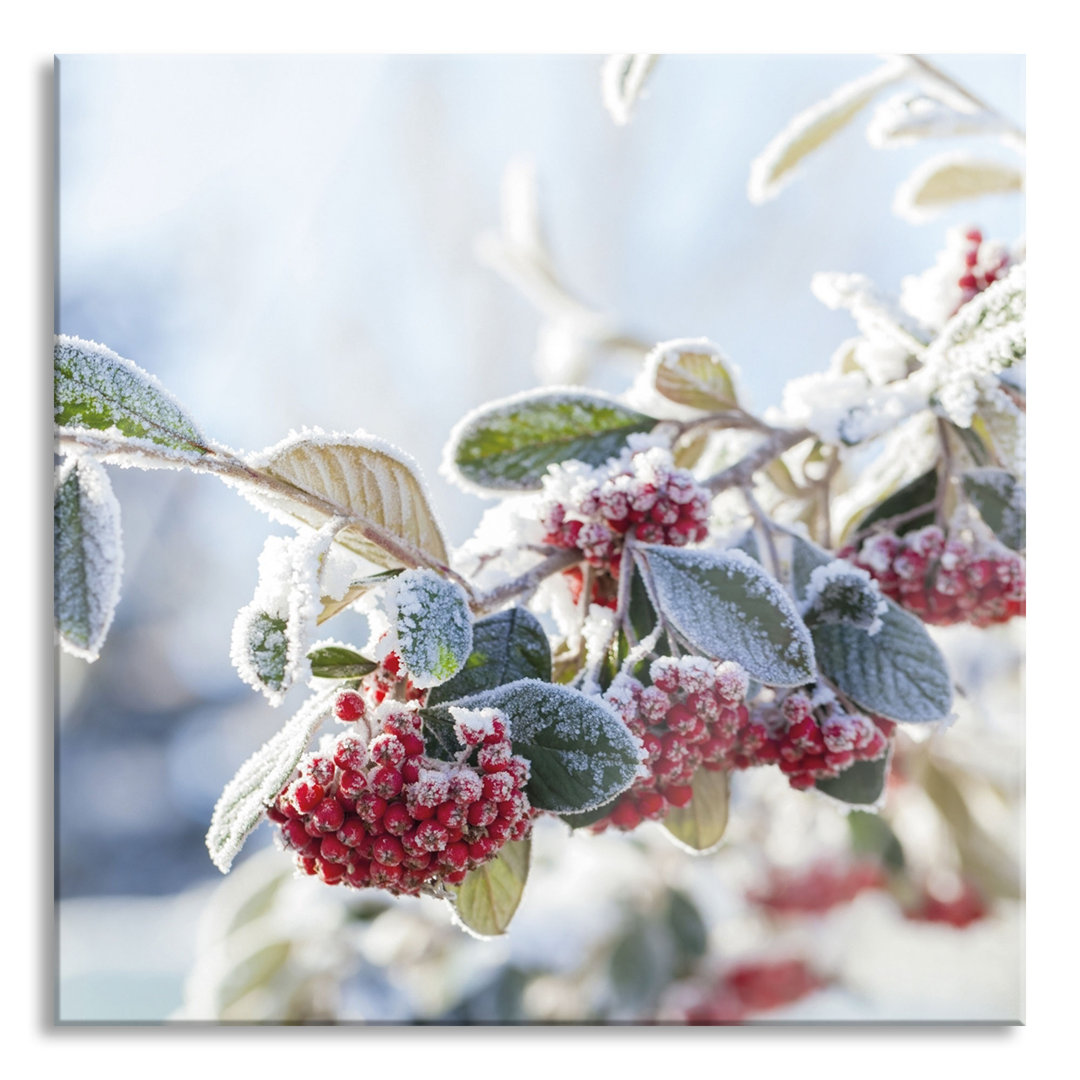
[843,525,1025,627]
[748,859,887,915]
[357,645,427,707]
[682,959,827,1023]
[904,877,987,929]
[954,228,1012,311]
[591,656,751,831]
[266,700,533,895]
[539,444,710,581]
[735,693,893,792]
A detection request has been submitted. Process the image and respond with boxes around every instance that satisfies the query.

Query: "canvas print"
[54,54,1025,1023]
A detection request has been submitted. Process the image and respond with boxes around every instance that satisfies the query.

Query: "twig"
[702,428,813,495]
[471,549,581,615]
[742,486,783,581]
[58,427,473,593]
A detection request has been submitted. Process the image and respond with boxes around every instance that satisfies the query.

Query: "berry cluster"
[682,959,826,1023]
[360,647,427,707]
[597,671,892,829]
[904,877,987,929]
[953,228,1012,312]
[900,225,1014,330]
[737,694,894,792]
[593,656,751,830]
[539,444,711,581]
[266,700,533,895]
[843,525,1025,627]
[748,860,886,915]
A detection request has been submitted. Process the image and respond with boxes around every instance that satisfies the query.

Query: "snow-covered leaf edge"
[427,606,552,706]
[54,335,210,454]
[792,535,953,723]
[748,57,909,204]
[646,337,739,412]
[389,569,474,690]
[441,387,657,494]
[423,679,644,814]
[244,428,450,570]
[635,545,817,687]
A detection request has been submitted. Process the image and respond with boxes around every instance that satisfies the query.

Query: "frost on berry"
[847,523,1025,627]
[535,441,711,607]
[590,656,752,831]
[269,700,534,900]
[591,658,897,832]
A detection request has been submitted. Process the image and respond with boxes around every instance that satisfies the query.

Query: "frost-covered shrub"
[55,55,1025,939]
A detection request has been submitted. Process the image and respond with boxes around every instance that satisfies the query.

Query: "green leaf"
[451,838,531,937]
[635,545,816,687]
[391,570,473,689]
[662,768,730,853]
[608,918,671,1010]
[54,456,123,662]
[54,335,209,453]
[854,468,938,537]
[816,752,891,806]
[427,607,552,706]
[206,691,335,873]
[848,810,905,871]
[444,389,656,491]
[665,889,708,964]
[306,645,377,680]
[423,680,642,814]
[792,536,953,723]
[649,338,738,411]
[961,468,1025,551]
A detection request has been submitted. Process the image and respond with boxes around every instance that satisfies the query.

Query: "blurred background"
[55,53,1025,1022]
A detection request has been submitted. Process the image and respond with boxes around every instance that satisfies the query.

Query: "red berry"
[312,797,345,833]
[334,690,366,724]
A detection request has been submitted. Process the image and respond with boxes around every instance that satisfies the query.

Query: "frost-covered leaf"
[802,561,887,635]
[647,338,738,411]
[54,456,124,662]
[306,644,377,680]
[317,567,403,626]
[231,525,338,705]
[206,690,335,873]
[962,468,1025,551]
[662,769,730,853]
[54,335,209,453]
[792,536,952,723]
[601,53,658,126]
[389,569,473,689]
[918,266,1026,429]
[428,607,551,706]
[748,57,908,204]
[247,430,449,570]
[424,680,643,814]
[451,838,531,938]
[635,545,816,687]
[867,91,1014,148]
[853,468,938,537]
[893,153,1024,223]
[811,272,932,352]
[816,751,891,807]
[442,388,656,493]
